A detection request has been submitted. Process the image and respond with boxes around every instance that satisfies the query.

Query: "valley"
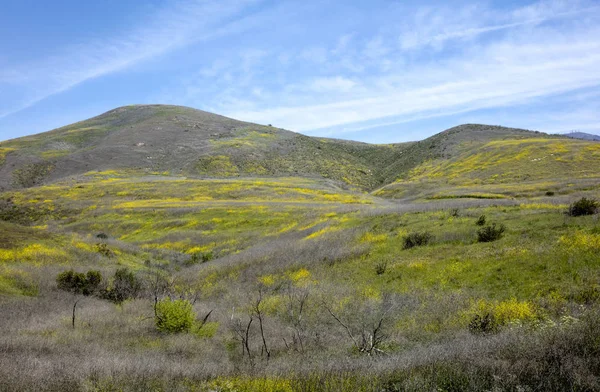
[1,105,599,391]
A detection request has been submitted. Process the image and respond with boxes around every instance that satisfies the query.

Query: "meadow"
[1,170,599,391]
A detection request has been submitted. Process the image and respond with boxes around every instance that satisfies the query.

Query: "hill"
[375,125,600,200]
[1,106,600,390]
[0,105,408,191]
[563,131,600,141]
[4,105,591,196]
[4,106,600,200]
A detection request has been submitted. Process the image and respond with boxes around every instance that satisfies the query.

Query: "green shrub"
[403,232,433,249]
[193,321,219,338]
[475,215,486,226]
[567,197,599,217]
[12,161,55,188]
[545,191,555,196]
[56,269,102,296]
[468,313,498,334]
[187,251,214,266]
[375,261,388,275]
[0,197,70,225]
[96,242,113,257]
[477,223,505,243]
[102,268,141,304]
[155,298,195,333]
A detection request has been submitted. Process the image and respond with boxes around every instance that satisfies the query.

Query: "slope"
[0,105,408,191]
[376,125,600,200]
[563,131,600,141]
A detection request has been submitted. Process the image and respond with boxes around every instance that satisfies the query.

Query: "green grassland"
[1,170,599,391]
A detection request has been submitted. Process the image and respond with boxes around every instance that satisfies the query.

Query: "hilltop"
[2,105,600,201]
[0,105,408,191]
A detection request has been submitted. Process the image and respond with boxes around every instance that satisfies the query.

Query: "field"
[1,170,599,391]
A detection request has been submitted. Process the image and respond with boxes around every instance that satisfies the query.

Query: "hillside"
[563,131,600,141]
[0,105,409,191]
[5,106,599,200]
[375,125,600,200]
[1,107,600,390]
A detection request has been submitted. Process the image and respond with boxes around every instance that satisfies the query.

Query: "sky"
[1,0,600,144]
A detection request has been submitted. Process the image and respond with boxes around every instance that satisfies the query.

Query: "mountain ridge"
[562,131,600,141]
[0,104,589,193]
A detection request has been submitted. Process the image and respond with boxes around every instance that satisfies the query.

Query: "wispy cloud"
[0,0,263,119]
[208,0,600,135]
[3,0,600,141]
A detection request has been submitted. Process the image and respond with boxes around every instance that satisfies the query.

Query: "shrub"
[403,232,433,249]
[477,223,505,243]
[96,242,113,257]
[56,269,102,296]
[187,251,214,265]
[468,313,498,334]
[375,261,388,275]
[102,268,141,303]
[475,215,486,226]
[567,197,599,217]
[155,298,195,333]
[449,208,460,217]
[545,191,555,196]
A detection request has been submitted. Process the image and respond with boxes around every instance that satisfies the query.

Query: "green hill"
[375,125,600,200]
[1,106,600,391]
[4,107,599,201]
[0,105,408,191]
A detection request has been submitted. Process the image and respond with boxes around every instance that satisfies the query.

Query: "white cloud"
[227,21,600,133]
[398,0,598,51]
[308,77,357,93]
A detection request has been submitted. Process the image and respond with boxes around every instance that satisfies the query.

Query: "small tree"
[468,313,498,334]
[155,298,195,333]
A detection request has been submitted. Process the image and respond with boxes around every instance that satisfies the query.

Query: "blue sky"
[1,0,600,143]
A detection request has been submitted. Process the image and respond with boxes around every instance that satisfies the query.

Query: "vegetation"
[56,269,102,296]
[402,231,433,249]
[476,223,506,242]
[1,108,600,390]
[567,197,599,216]
[475,214,486,226]
[12,161,55,188]
[155,298,196,333]
[102,268,141,304]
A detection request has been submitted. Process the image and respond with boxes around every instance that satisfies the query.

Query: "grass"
[375,136,600,200]
[1,158,600,389]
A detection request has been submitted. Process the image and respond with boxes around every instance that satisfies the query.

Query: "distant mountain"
[562,131,600,141]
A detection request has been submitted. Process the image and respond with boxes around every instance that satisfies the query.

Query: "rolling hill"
[0,105,409,191]
[563,131,600,141]
[1,105,600,391]
[3,105,600,201]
